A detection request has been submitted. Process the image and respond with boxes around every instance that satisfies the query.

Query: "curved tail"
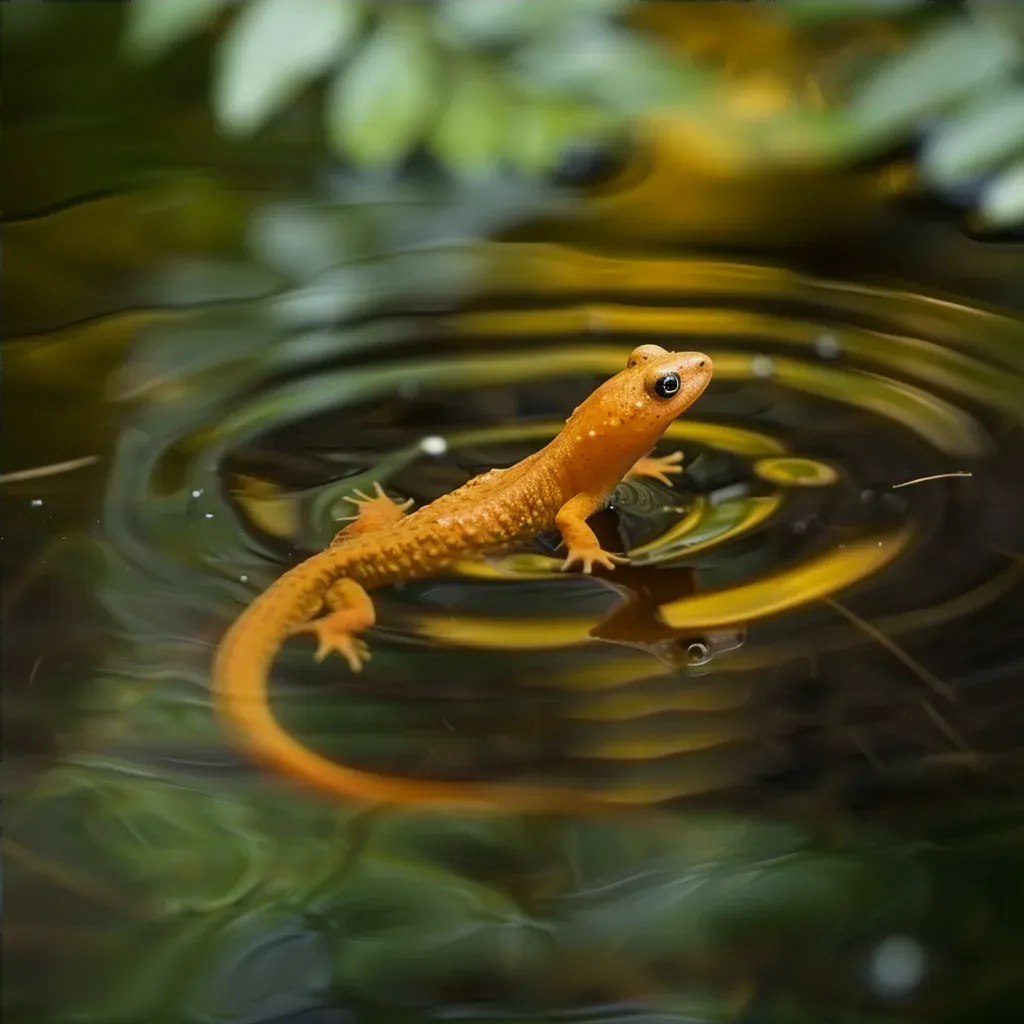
[211,593,614,815]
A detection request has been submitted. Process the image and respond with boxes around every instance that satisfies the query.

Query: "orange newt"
[212,345,713,812]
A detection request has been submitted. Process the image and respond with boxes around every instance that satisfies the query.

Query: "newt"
[212,345,713,812]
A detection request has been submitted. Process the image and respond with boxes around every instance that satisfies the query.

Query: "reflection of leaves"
[214,0,364,135]
[246,201,372,281]
[184,911,332,1024]
[330,856,551,1003]
[325,8,438,169]
[123,0,221,60]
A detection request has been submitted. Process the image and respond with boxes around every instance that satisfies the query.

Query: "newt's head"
[561,344,713,489]
[622,345,713,421]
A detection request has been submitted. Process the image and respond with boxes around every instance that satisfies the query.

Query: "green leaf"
[846,18,1022,140]
[214,0,364,135]
[434,0,569,46]
[435,0,634,47]
[979,159,1024,228]
[124,0,223,61]
[325,11,439,168]
[505,97,613,175]
[922,89,1024,186]
[513,21,705,114]
[430,64,506,177]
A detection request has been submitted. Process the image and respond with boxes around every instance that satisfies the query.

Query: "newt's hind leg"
[331,482,413,545]
[290,579,375,672]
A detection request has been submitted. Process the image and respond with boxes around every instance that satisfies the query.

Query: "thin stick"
[918,697,974,756]
[824,597,955,701]
[892,471,972,489]
[0,455,99,485]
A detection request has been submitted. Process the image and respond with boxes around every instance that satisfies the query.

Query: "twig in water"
[824,597,955,701]
[0,455,99,485]
[892,472,972,489]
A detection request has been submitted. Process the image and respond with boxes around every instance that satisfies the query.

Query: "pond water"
[6,9,1024,1024]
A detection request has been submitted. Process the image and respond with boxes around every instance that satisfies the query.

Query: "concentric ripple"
[106,245,1024,811]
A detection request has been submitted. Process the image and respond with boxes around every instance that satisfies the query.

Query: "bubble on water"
[814,333,842,359]
[686,641,711,666]
[420,436,448,456]
[869,935,927,1000]
[751,355,775,379]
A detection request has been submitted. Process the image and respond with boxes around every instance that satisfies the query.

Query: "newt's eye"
[653,372,681,399]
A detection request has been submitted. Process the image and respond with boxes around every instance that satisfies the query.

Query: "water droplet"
[869,935,926,1000]
[420,435,448,456]
[191,489,203,498]
[30,498,43,507]
[204,513,214,519]
[814,333,841,359]
[240,574,249,583]
[752,355,775,379]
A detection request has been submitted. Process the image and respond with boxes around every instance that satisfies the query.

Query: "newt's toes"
[294,620,371,672]
[562,548,628,574]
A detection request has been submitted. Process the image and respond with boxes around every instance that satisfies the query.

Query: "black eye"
[654,372,681,398]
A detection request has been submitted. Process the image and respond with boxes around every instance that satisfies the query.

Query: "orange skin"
[212,345,713,812]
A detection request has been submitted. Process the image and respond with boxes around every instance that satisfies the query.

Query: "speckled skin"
[211,346,712,810]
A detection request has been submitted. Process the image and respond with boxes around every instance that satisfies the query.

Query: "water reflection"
[7,191,1024,1024]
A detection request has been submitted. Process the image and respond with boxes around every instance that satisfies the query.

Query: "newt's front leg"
[556,493,629,574]
[290,578,375,672]
[625,450,684,486]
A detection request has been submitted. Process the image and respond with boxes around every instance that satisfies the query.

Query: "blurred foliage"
[6,2,1024,1023]
[119,0,1024,227]
[125,0,694,177]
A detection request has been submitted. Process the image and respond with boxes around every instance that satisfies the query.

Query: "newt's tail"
[211,586,613,815]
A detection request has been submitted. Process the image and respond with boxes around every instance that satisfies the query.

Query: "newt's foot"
[561,546,629,574]
[627,450,684,486]
[291,617,371,672]
[334,482,414,542]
